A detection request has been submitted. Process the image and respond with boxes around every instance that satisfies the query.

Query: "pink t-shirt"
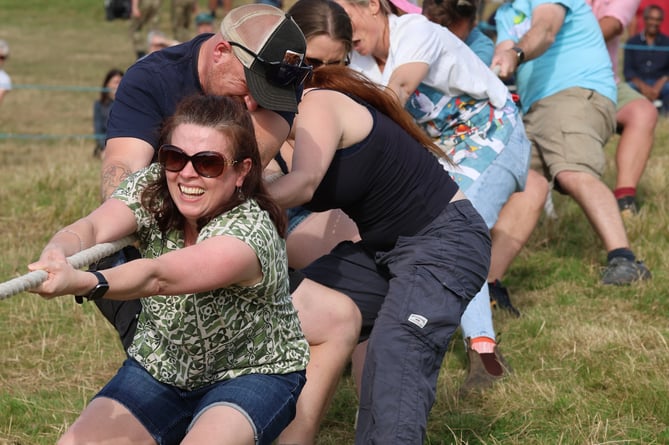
[586,0,639,82]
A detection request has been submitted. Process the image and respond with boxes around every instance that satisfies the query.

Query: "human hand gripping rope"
[0,236,136,300]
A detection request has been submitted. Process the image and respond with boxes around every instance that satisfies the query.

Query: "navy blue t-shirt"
[107,33,297,151]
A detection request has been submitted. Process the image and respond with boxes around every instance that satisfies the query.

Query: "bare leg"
[58,397,155,445]
[278,279,362,444]
[488,170,549,281]
[555,170,630,251]
[286,210,360,270]
[351,340,368,398]
[614,98,656,190]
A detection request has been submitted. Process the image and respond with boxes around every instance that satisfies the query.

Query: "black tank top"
[303,100,458,251]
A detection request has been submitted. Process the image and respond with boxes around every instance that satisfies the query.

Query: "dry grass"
[1,1,669,444]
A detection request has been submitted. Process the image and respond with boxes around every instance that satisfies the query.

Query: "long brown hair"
[307,65,449,161]
[141,94,287,236]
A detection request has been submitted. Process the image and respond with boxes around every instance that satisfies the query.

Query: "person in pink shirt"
[587,0,657,216]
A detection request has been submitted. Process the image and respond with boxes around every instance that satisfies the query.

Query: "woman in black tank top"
[266,64,491,445]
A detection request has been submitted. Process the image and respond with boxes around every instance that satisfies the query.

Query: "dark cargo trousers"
[303,199,491,444]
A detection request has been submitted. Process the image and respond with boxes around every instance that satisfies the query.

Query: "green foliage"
[1,0,668,444]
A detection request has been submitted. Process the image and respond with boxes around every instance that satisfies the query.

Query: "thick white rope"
[0,236,137,300]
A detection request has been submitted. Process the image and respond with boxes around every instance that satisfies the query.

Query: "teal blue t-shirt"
[495,0,616,113]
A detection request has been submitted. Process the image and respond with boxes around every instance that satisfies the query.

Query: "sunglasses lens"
[305,58,323,69]
[192,153,226,178]
[159,146,188,172]
[159,145,229,178]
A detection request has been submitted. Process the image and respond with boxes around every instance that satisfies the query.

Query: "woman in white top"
[0,39,12,106]
[335,0,531,397]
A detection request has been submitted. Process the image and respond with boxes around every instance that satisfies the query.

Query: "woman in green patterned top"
[28,94,309,445]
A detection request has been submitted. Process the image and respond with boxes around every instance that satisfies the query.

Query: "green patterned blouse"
[112,164,309,390]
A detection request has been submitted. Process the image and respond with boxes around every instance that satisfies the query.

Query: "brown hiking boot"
[458,338,512,398]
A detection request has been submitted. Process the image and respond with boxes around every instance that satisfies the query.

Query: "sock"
[607,248,635,263]
[470,336,496,354]
[614,187,636,200]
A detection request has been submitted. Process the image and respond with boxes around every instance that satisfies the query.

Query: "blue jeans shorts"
[95,358,306,445]
[286,206,312,234]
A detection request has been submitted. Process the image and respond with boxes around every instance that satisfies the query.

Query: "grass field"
[1,1,668,444]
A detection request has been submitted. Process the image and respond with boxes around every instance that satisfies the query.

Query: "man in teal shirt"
[490,0,651,285]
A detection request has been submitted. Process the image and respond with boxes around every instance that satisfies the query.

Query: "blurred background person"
[209,0,233,17]
[0,39,12,106]
[624,4,669,115]
[93,68,124,158]
[146,29,179,54]
[195,11,215,34]
[129,0,164,59]
[628,0,669,36]
[171,0,197,42]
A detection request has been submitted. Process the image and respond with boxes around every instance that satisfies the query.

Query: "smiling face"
[165,123,250,228]
[644,7,664,37]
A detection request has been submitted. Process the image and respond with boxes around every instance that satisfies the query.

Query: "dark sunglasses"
[229,41,312,87]
[305,54,350,69]
[158,144,238,178]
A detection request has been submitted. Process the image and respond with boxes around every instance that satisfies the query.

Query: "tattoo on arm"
[101,164,132,202]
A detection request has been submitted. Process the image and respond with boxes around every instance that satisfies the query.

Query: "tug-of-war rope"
[0,236,137,300]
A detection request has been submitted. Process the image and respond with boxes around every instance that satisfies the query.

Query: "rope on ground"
[0,236,137,300]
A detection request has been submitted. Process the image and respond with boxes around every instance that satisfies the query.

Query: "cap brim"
[244,67,298,113]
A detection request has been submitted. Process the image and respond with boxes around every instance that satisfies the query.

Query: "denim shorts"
[286,206,312,234]
[462,118,531,228]
[95,358,306,445]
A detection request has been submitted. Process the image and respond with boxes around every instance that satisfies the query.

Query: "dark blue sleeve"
[106,64,169,149]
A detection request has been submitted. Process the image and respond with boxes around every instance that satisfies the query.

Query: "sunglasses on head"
[305,54,351,69]
[158,144,238,178]
[229,41,313,87]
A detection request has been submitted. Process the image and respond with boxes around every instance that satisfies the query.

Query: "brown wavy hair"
[306,65,450,162]
[141,94,287,237]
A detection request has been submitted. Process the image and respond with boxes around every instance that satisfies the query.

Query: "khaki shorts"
[617,81,646,110]
[523,87,615,187]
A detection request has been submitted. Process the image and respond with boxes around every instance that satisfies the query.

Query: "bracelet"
[57,229,84,252]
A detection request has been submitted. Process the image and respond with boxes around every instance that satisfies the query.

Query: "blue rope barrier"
[622,43,669,51]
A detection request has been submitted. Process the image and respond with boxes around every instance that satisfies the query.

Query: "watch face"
[88,271,109,300]
[89,282,110,300]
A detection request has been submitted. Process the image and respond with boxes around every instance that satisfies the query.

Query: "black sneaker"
[602,257,651,285]
[617,196,638,217]
[488,280,521,317]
